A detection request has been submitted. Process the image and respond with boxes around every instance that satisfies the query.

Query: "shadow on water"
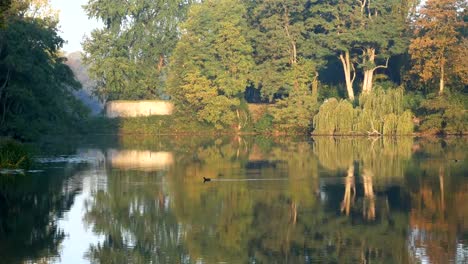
[0,135,467,263]
[0,162,90,264]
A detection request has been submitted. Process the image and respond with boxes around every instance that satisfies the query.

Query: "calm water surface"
[0,136,467,264]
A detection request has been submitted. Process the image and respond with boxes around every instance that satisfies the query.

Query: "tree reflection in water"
[80,136,467,264]
[0,163,88,264]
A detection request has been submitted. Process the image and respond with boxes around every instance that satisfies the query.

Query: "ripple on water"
[35,155,99,164]
[0,169,44,175]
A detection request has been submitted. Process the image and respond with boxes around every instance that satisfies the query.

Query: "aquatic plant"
[0,138,31,169]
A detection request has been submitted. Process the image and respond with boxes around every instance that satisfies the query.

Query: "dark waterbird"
[203,177,211,183]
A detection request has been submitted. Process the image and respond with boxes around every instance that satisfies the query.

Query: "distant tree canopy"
[0,0,87,140]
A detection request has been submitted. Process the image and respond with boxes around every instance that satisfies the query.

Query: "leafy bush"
[0,138,31,169]
[253,114,274,133]
[418,92,468,134]
[270,92,318,133]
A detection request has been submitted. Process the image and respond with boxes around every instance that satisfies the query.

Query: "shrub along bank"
[0,138,32,169]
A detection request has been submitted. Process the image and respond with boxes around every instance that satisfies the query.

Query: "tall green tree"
[0,2,86,140]
[167,0,254,129]
[83,0,193,101]
[245,0,323,101]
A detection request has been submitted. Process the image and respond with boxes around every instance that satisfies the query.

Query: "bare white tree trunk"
[362,48,389,94]
[339,51,356,100]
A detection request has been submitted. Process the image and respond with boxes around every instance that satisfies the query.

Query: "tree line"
[0,0,466,139]
[83,0,466,135]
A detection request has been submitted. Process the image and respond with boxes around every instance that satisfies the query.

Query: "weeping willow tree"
[356,87,413,135]
[313,87,414,135]
[312,99,356,135]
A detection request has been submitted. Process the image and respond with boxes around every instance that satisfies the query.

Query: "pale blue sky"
[51,0,102,53]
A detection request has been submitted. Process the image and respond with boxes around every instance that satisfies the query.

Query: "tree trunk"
[339,51,355,100]
[439,62,445,95]
[362,48,376,93]
[362,48,389,94]
[157,54,164,72]
[312,74,319,100]
[236,109,242,131]
[362,69,374,93]
[291,41,297,65]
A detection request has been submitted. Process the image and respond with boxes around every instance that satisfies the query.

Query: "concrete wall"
[106,100,174,118]
[107,149,174,171]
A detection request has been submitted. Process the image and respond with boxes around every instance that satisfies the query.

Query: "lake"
[0,136,467,264]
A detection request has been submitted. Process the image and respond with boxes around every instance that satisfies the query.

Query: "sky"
[50,0,102,53]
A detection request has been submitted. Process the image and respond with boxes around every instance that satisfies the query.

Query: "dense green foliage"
[0,138,31,169]
[167,0,254,129]
[81,0,466,135]
[269,60,319,132]
[0,1,87,140]
[83,0,193,100]
[245,0,320,100]
[418,92,468,134]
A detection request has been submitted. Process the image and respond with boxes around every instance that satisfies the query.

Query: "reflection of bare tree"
[362,169,375,220]
[339,165,375,220]
[341,165,355,216]
[289,201,297,225]
[439,167,445,212]
[408,165,466,263]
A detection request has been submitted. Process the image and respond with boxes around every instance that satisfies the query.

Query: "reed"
[0,138,31,169]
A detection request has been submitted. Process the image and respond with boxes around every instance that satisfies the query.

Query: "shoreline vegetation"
[81,112,467,137]
[0,0,467,147]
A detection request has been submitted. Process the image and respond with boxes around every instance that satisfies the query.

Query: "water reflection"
[0,136,466,263]
[107,149,174,171]
[0,163,89,264]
